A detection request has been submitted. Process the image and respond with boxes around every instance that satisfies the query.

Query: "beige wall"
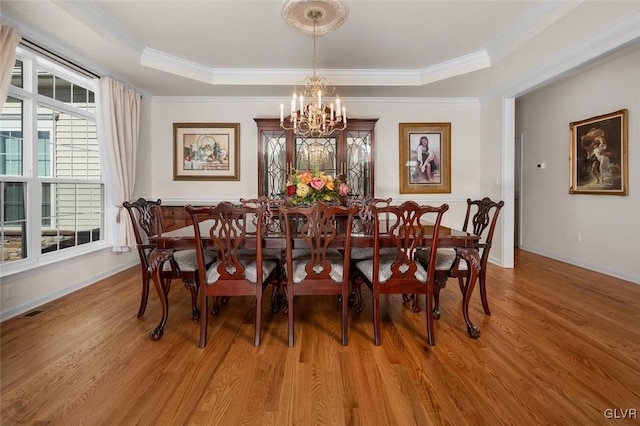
[516,45,640,283]
[147,98,485,230]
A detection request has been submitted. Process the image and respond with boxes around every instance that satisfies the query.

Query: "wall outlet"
[575,233,582,243]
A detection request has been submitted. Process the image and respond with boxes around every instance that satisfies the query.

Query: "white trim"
[488,9,640,99]
[150,96,480,104]
[1,48,108,278]
[501,98,515,268]
[142,46,490,87]
[487,1,583,64]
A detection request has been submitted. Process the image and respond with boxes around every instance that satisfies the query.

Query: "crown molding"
[418,50,491,85]
[141,46,490,87]
[53,0,145,56]
[486,9,640,100]
[487,1,582,64]
[151,96,479,104]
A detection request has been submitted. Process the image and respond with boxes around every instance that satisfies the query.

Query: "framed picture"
[569,109,628,195]
[173,122,240,181]
[399,122,451,194]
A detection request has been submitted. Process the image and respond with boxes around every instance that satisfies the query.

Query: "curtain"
[98,77,141,252]
[0,25,21,105]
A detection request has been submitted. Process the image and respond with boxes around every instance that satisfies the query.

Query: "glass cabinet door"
[256,118,377,199]
[344,128,373,199]
[294,136,337,177]
[259,129,288,198]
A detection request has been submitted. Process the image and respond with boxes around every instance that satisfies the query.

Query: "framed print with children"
[173,122,240,181]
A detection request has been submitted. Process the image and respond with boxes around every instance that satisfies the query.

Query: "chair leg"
[211,297,220,315]
[199,295,208,348]
[137,274,150,319]
[433,285,441,320]
[432,276,448,320]
[341,287,348,346]
[271,281,283,313]
[425,290,435,346]
[478,268,491,316]
[182,279,200,321]
[372,295,381,346]
[352,280,364,313]
[254,293,262,347]
[287,285,295,347]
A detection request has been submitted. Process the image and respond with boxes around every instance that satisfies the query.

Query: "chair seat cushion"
[350,247,398,260]
[287,255,345,284]
[205,259,277,284]
[355,254,427,283]
[170,249,216,272]
[414,248,460,271]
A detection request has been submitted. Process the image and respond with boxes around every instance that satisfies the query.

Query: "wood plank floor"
[1,249,639,425]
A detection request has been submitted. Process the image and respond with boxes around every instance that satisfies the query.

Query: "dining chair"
[415,197,504,318]
[279,202,359,347]
[354,201,449,346]
[239,196,286,312]
[123,198,215,320]
[186,202,279,348]
[346,196,394,312]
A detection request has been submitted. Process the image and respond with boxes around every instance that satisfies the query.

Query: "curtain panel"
[0,25,21,105]
[98,77,141,252]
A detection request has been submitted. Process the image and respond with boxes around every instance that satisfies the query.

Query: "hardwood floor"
[1,249,639,425]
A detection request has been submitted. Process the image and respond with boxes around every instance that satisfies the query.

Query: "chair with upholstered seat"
[346,196,394,312]
[123,198,215,320]
[354,201,449,346]
[415,197,504,318]
[279,202,358,346]
[186,202,279,348]
[239,196,286,312]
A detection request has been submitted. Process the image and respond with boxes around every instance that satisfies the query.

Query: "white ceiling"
[3,0,640,98]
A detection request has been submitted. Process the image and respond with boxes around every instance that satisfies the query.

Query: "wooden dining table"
[147,219,482,342]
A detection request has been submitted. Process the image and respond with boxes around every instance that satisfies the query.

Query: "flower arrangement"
[285,169,349,205]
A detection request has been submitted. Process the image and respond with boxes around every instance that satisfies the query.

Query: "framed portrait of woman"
[399,122,451,194]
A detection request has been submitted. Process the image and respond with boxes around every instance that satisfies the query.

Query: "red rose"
[287,185,296,196]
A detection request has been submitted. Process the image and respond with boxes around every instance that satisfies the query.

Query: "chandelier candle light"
[280,3,347,138]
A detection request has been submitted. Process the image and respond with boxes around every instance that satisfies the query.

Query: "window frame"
[1,46,110,278]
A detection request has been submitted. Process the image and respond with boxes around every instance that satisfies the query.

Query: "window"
[1,46,104,273]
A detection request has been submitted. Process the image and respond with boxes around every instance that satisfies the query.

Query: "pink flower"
[310,177,325,190]
[339,183,349,196]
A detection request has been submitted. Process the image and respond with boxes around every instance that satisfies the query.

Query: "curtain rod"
[19,38,100,80]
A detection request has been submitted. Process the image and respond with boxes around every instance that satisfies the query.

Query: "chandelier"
[280,4,347,138]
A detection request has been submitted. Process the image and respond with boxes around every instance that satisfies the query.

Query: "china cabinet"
[255,118,378,199]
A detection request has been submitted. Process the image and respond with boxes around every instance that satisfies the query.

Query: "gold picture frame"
[569,109,627,195]
[399,122,451,194]
[173,122,240,181]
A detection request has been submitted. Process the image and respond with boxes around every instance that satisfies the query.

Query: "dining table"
[146,217,482,342]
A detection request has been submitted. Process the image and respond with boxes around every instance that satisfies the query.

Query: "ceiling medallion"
[282,0,349,36]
